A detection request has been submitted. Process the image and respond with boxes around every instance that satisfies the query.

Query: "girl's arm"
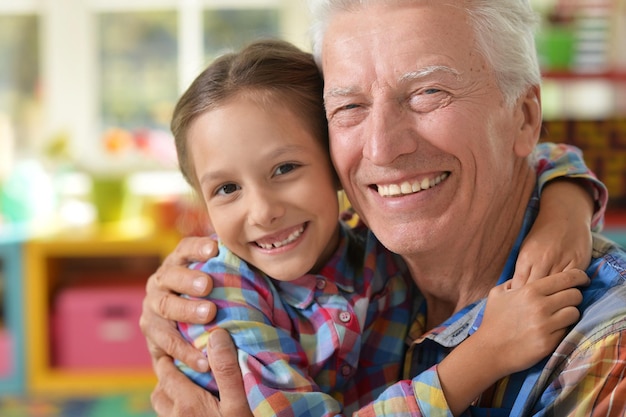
[437,269,589,416]
[513,142,608,287]
[352,269,589,417]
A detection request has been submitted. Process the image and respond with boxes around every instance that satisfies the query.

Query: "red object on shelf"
[0,329,12,377]
[52,284,151,370]
[542,70,626,82]
[606,210,626,227]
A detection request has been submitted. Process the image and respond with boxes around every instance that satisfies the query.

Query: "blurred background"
[0,0,625,416]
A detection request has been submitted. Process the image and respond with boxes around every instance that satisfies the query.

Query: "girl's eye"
[216,183,240,195]
[274,163,299,176]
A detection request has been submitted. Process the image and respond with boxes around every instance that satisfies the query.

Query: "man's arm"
[140,236,218,372]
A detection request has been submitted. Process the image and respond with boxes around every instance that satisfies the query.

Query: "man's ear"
[513,84,542,158]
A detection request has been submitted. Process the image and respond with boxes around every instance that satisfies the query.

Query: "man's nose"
[362,100,418,165]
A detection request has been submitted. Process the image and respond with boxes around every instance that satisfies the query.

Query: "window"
[0,14,40,165]
[203,8,281,62]
[0,0,309,174]
[99,11,178,133]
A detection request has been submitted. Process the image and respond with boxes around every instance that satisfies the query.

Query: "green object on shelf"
[91,176,128,224]
[536,26,576,70]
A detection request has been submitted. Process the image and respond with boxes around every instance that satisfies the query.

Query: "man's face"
[322,2,533,257]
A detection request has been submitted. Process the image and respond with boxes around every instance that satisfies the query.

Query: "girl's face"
[187,97,340,281]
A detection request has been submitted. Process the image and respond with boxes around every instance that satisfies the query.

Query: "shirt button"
[339,311,351,323]
[316,278,326,290]
[341,364,352,376]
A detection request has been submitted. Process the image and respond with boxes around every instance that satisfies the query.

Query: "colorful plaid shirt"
[177,142,609,416]
[178,223,416,416]
[353,174,622,416]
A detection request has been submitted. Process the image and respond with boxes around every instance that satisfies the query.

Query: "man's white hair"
[307,0,541,107]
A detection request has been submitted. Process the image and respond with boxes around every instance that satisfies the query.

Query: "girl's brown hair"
[172,39,328,189]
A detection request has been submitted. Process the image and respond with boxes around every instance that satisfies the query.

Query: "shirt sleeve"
[533,142,608,231]
[540,330,626,416]
[352,365,452,417]
[532,250,626,416]
[176,255,345,417]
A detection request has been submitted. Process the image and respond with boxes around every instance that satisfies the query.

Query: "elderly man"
[141,0,626,415]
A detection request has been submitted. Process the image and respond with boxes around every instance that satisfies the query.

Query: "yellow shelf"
[24,229,178,395]
[28,368,157,396]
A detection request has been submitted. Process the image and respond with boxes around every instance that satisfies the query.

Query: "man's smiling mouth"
[376,172,449,197]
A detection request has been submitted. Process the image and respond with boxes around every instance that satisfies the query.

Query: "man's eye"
[216,183,240,195]
[408,88,450,112]
[327,103,360,118]
[274,163,298,176]
[326,102,368,128]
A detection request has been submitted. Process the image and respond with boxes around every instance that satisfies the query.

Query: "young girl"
[172,39,603,416]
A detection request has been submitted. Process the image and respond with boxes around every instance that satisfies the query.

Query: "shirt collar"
[275,223,360,309]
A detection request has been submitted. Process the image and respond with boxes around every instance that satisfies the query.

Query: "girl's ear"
[513,85,542,158]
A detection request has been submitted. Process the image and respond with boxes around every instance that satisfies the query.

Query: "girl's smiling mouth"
[253,223,307,249]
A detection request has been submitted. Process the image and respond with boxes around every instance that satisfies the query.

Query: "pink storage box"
[0,329,13,376]
[52,284,152,369]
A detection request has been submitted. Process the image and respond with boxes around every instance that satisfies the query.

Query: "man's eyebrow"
[324,65,460,101]
[324,86,358,100]
[399,65,460,83]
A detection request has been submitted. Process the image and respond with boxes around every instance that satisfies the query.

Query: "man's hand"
[140,236,219,372]
[151,329,252,417]
[151,356,216,417]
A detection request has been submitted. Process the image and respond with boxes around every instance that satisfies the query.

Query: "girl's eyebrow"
[199,169,229,186]
[267,144,308,160]
[199,144,308,186]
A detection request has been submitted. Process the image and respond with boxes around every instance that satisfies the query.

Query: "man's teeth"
[377,173,449,197]
[256,226,305,249]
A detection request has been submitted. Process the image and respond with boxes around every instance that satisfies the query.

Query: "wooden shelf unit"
[0,235,25,395]
[23,230,178,395]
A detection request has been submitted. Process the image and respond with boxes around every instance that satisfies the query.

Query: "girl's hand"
[478,269,589,376]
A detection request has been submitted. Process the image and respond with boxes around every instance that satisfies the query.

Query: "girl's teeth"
[257,225,305,249]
